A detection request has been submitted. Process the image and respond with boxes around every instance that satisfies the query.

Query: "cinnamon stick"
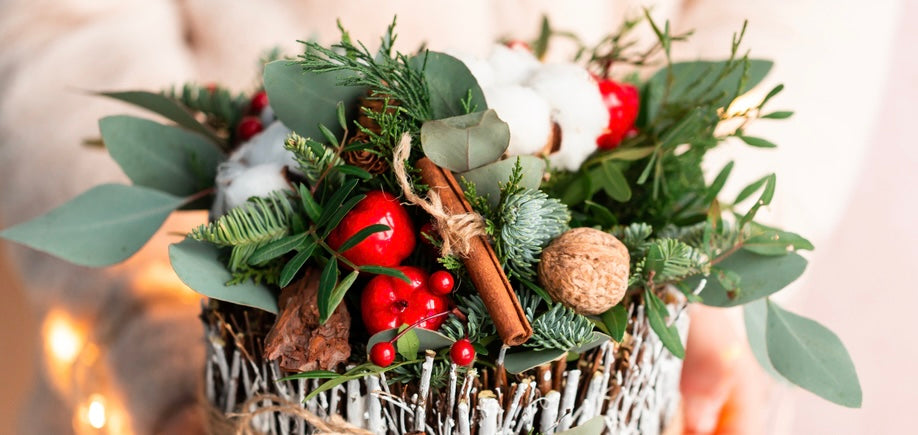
[416,157,533,346]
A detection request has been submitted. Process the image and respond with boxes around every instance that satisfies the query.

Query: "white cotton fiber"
[447,50,496,88]
[230,121,295,168]
[526,64,608,170]
[488,44,541,86]
[483,85,552,156]
[220,163,290,210]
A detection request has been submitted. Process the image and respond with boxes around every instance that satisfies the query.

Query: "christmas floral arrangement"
[2,15,861,434]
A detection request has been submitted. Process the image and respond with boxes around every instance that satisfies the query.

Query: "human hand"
[680,305,772,434]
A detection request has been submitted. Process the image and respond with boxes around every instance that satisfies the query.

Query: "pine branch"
[164,83,249,128]
[439,294,496,343]
[189,191,296,271]
[284,132,341,186]
[525,304,594,351]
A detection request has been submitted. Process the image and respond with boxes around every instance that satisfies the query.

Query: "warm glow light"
[44,310,84,365]
[87,394,106,429]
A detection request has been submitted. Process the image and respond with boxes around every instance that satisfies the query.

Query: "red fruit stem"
[388,310,452,344]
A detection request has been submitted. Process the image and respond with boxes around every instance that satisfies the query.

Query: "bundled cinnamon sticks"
[416,157,533,346]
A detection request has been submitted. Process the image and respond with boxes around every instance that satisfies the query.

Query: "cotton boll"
[221,163,290,210]
[230,121,295,168]
[483,85,552,156]
[446,50,495,88]
[527,64,609,170]
[488,44,541,86]
[259,105,276,125]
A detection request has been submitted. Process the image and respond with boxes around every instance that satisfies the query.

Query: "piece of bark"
[264,269,351,372]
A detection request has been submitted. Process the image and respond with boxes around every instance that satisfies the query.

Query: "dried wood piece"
[264,270,351,372]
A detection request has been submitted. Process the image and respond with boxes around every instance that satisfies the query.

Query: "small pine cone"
[342,131,388,174]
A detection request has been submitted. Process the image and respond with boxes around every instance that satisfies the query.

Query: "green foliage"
[638,238,708,284]
[525,304,594,351]
[284,132,341,186]
[689,250,807,307]
[97,90,223,145]
[440,294,496,343]
[420,109,509,172]
[163,83,249,131]
[0,184,184,267]
[496,188,570,279]
[411,51,488,120]
[645,289,685,358]
[189,191,296,271]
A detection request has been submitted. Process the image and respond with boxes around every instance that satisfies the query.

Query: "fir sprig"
[164,83,249,130]
[440,294,496,343]
[525,304,595,351]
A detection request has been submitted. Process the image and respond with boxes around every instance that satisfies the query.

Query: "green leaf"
[460,156,545,208]
[738,135,778,148]
[334,164,373,180]
[336,101,347,130]
[601,305,629,342]
[557,416,605,435]
[278,239,317,287]
[99,116,224,196]
[601,146,655,161]
[420,110,510,172]
[248,232,309,266]
[703,161,735,204]
[645,59,773,121]
[560,173,592,207]
[316,179,359,229]
[504,332,609,374]
[645,289,685,358]
[338,224,390,252]
[277,370,340,380]
[396,328,421,360]
[323,270,359,324]
[297,184,322,222]
[320,194,365,237]
[743,299,783,380]
[734,174,770,204]
[761,110,794,120]
[743,227,814,256]
[359,265,411,283]
[740,173,776,226]
[317,258,339,323]
[411,51,488,119]
[97,91,221,143]
[263,61,365,140]
[367,328,455,352]
[594,162,632,202]
[169,239,278,313]
[1,184,183,266]
[689,250,807,307]
[765,299,862,407]
[318,124,338,147]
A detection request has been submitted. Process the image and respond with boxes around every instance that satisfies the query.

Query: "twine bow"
[393,134,486,257]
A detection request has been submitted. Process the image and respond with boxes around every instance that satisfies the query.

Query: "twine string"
[220,393,372,435]
[392,134,486,257]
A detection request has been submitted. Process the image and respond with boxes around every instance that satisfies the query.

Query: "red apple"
[595,78,640,149]
[360,266,450,335]
[327,191,416,268]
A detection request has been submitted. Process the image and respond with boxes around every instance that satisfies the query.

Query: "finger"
[713,345,771,435]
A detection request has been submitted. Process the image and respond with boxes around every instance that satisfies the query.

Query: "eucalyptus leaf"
[263,61,365,140]
[645,289,685,358]
[645,59,773,121]
[460,156,545,208]
[504,332,609,374]
[601,305,629,342]
[687,250,807,307]
[743,228,814,256]
[560,173,592,207]
[593,162,631,202]
[557,416,605,435]
[766,299,862,407]
[169,239,278,313]
[367,328,455,352]
[743,299,783,381]
[1,184,184,267]
[420,110,510,172]
[410,51,488,119]
[100,116,224,196]
[396,329,421,360]
[98,91,221,143]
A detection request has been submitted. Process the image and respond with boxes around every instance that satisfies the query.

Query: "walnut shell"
[538,227,630,315]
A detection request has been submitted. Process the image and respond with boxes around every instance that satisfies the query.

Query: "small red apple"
[327,191,416,268]
[595,78,640,149]
[360,266,450,335]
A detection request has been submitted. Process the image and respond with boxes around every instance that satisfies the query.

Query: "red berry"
[505,40,532,52]
[370,342,396,367]
[236,116,263,141]
[595,79,640,150]
[450,338,476,366]
[428,271,454,295]
[204,83,218,94]
[327,191,416,268]
[249,90,269,114]
[360,266,450,335]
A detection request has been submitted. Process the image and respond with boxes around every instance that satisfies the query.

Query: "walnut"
[537,227,630,315]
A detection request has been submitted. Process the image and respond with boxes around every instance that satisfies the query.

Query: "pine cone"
[342,131,388,174]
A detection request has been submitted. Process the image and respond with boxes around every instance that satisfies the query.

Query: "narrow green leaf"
[367,328,455,352]
[248,232,309,266]
[336,101,347,130]
[688,250,807,307]
[759,83,785,108]
[318,124,338,147]
[734,174,770,204]
[97,91,221,143]
[703,161,735,204]
[743,299,783,380]
[169,239,278,313]
[636,149,658,185]
[396,329,421,360]
[99,116,224,196]
[596,162,632,202]
[601,305,629,342]
[338,224,390,252]
[317,258,339,322]
[297,184,322,222]
[583,200,618,227]
[503,332,609,374]
[602,146,655,161]
[323,270,359,324]
[741,173,776,226]
[560,172,592,207]
[738,135,778,148]
[320,194,366,237]
[334,164,373,180]
[744,227,814,256]
[277,370,340,380]
[316,179,359,228]
[766,300,862,407]
[1,184,183,266]
[278,239,317,287]
[645,289,685,358]
[359,265,411,283]
[761,110,793,120]
[295,359,420,402]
